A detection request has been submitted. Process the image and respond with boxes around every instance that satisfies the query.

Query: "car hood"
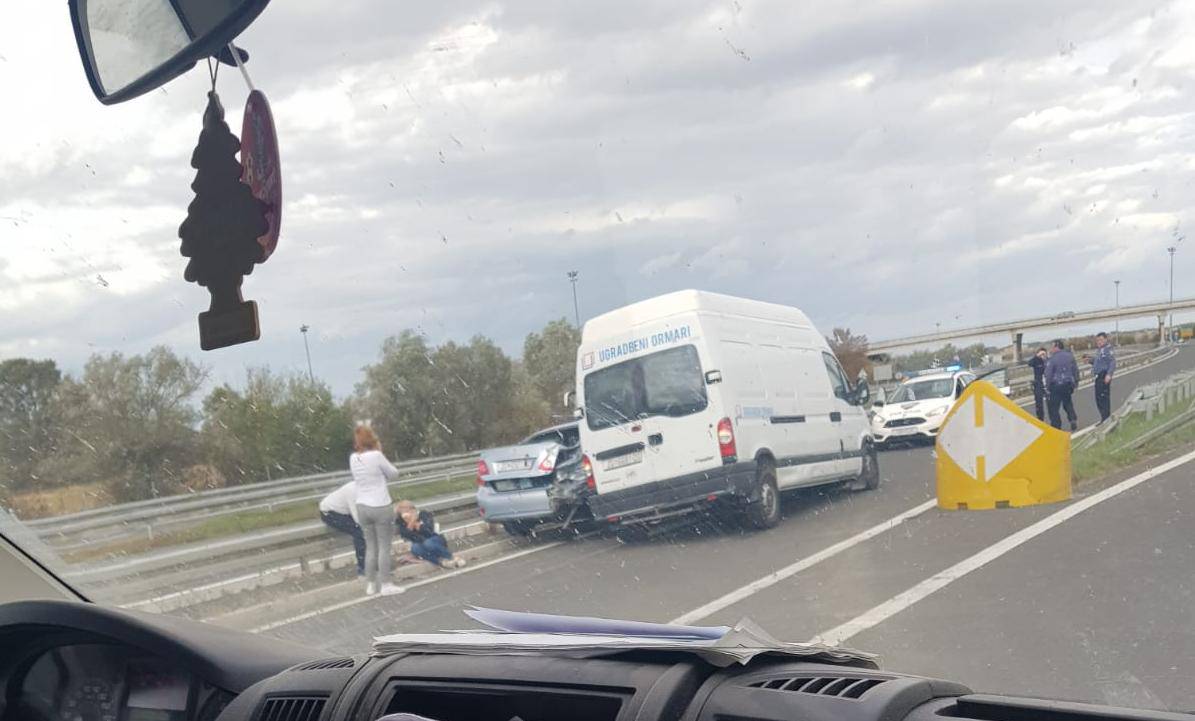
[479,441,565,480]
[874,398,952,421]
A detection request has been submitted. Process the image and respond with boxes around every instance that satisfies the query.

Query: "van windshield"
[584,345,707,430]
[889,379,955,403]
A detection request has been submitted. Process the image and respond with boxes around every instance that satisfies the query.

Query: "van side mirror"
[872,400,885,408]
[563,390,576,409]
[852,381,871,407]
[705,370,723,385]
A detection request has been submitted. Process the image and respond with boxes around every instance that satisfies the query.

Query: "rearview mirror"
[705,370,723,385]
[70,0,272,104]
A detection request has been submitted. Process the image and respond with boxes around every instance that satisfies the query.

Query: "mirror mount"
[705,369,723,385]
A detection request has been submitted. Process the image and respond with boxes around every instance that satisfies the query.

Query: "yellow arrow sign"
[935,380,1071,510]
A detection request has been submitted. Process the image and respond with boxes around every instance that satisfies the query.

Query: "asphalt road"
[261,347,1195,711]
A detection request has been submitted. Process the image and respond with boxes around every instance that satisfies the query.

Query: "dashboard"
[12,643,222,721]
[2,601,1194,721]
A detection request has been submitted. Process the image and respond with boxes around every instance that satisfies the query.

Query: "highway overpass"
[870,297,1195,360]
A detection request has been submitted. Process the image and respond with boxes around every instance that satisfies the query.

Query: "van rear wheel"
[744,463,781,530]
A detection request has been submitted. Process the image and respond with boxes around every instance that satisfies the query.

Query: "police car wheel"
[745,464,780,530]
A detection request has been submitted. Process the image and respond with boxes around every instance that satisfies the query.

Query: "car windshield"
[6,0,1195,713]
[583,345,708,430]
[889,379,955,403]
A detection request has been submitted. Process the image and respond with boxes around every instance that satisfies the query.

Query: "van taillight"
[581,454,596,491]
[476,459,490,486]
[717,418,737,463]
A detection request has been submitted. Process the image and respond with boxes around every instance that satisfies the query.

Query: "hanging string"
[206,56,220,92]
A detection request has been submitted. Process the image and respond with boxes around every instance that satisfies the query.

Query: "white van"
[575,290,877,530]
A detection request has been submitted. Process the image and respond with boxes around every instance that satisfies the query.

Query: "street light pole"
[1168,246,1178,344]
[1113,280,1120,346]
[567,271,581,329]
[299,325,314,383]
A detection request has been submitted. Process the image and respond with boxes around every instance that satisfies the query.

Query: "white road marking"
[250,539,574,633]
[811,444,1195,646]
[669,499,938,626]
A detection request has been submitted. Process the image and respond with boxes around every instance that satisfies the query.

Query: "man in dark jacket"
[1090,332,1116,422]
[1026,347,1048,421]
[1045,339,1080,431]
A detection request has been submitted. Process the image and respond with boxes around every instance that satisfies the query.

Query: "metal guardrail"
[23,452,480,545]
[63,491,481,586]
[42,461,477,553]
[1075,368,1195,451]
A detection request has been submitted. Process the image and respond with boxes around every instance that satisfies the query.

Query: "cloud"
[4,0,1195,397]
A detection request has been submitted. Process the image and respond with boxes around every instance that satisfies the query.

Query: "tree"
[201,369,351,484]
[354,331,440,458]
[523,319,581,410]
[507,362,553,439]
[355,331,531,458]
[826,328,870,380]
[423,336,516,454]
[0,359,62,493]
[40,347,208,501]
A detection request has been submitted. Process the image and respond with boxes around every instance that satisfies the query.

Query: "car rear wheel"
[744,463,781,530]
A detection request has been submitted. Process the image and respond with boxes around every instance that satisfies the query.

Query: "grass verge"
[1072,399,1195,484]
[63,474,476,563]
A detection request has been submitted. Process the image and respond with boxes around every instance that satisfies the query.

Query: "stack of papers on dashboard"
[371,607,875,667]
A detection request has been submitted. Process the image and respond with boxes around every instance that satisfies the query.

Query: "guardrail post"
[146,523,154,541]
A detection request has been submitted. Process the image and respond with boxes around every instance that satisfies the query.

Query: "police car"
[871,367,975,447]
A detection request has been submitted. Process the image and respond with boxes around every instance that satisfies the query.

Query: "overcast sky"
[3,0,1194,396]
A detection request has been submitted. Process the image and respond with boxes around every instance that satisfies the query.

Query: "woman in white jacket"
[349,425,403,596]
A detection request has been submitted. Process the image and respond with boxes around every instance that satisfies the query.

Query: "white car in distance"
[871,370,975,447]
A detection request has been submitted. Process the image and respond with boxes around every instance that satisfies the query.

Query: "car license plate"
[494,478,537,492]
[493,459,532,473]
[604,451,643,470]
[890,427,919,436]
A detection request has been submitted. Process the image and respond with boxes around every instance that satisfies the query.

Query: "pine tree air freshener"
[178,90,269,351]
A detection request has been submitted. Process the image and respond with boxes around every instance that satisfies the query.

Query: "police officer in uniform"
[1091,332,1116,423]
[1026,347,1048,421]
[1045,339,1080,431]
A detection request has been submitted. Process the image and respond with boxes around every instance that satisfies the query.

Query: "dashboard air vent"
[296,657,355,671]
[258,695,327,721]
[748,676,890,699]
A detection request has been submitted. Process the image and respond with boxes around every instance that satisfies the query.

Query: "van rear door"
[632,344,717,483]
[581,341,715,495]
[582,356,653,494]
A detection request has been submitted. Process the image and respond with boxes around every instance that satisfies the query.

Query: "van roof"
[582,290,815,341]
